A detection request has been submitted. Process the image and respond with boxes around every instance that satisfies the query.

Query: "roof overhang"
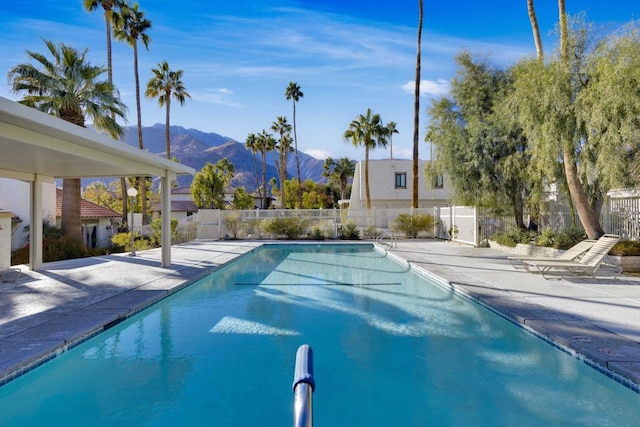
[0,96,195,182]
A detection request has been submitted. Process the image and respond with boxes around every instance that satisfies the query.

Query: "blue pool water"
[1,243,639,426]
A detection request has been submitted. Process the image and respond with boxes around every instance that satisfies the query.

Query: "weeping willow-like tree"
[426,52,530,227]
[509,11,640,238]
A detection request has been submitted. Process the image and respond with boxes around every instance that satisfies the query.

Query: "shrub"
[150,217,179,243]
[338,222,360,240]
[111,231,152,252]
[266,217,309,239]
[309,227,325,240]
[553,227,587,249]
[491,228,536,247]
[363,226,380,239]
[393,213,435,238]
[42,236,88,261]
[534,226,586,249]
[223,214,245,239]
[535,227,555,247]
[610,240,640,256]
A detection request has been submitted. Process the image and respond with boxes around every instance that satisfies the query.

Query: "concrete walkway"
[1,239,640,391]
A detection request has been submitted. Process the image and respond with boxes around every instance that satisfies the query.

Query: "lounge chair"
[0,268,22,283]
[508,239,597,269]
[521,234,620,279]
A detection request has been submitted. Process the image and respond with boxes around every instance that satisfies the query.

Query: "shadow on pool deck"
[2,239,640,392]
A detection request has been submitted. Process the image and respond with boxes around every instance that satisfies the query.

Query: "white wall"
[0,178,56,250]
[349,159,451,210]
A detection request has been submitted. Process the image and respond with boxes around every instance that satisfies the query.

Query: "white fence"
[166,188,640,246]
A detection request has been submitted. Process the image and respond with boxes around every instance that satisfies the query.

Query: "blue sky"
[1,1,638,161]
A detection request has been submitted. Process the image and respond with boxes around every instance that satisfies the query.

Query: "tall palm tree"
[245,132,262,204]
[412,0,423,208]
[83,0,130,226]
[527,0,544,61]
[8,39,126,241]
[256,130,277,209]
[114,1,151,223]
[270,116,292,205]
[285,82,303,208]
[145,60,191,159]
[343,108,389,210]
[386,121,399,159]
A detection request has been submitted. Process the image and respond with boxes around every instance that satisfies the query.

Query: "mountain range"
[120,123,326,191]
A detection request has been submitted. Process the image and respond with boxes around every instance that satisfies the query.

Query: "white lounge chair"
[521,234,620,279]
[508,239,597,269]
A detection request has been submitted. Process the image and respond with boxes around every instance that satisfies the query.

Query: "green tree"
[83,181,116,210]
[412,0,423,208]
[323,157,355,202]
[8,39,126,241]
[426,52,530,227]
[271,116,292,204]
[190,160,235,209]
[285,82,304,208]
[233,187,255,210]
[509,11,613,238]
[343,108,389,209]
[145,60,190,159]
[114,1,151,223]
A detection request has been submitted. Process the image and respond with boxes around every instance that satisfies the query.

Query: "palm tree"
[323,157,356,202]
[270,116,292,205]
[245,132,262,204]
[343,108,389,209]
[527,0,544,61]
[8,39,126,241]
[83,0,130,226]
[285,82,303,208]
[386,121,399,159]
[145,60,191,159]
[256,130,277,209]
[412,0,423,208]
[114,1,151,223]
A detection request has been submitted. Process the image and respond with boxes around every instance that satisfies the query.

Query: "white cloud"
[402,79,451,97]
[304,148,331,160]
[191,88,241,107]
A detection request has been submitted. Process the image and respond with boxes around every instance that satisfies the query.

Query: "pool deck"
[2,239,640,391]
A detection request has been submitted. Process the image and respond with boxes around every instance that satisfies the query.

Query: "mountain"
[120,124,326,191]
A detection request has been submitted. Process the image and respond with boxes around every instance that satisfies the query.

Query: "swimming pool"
[0,243,639,426]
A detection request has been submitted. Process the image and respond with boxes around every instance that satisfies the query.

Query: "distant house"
[151,186,199,221]
[347,159,451,210]
[55,189,121,249]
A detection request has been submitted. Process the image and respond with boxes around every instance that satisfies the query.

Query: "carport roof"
[0,96,195,181]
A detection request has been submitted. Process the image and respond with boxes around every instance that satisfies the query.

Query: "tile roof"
[56,188,122,219]
[150,200,199,213]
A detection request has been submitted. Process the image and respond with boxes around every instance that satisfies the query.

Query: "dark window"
[434,174,444,189]
[395,172,407,189]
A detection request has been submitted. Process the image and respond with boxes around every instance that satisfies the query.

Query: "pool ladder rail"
[292,345,315,427]
[376,229,398,248]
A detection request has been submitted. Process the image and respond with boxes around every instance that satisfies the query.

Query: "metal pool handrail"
[292,344,315,427]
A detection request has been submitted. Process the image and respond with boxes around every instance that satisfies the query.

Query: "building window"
[434,174,444,189]
[395,172,407,189]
